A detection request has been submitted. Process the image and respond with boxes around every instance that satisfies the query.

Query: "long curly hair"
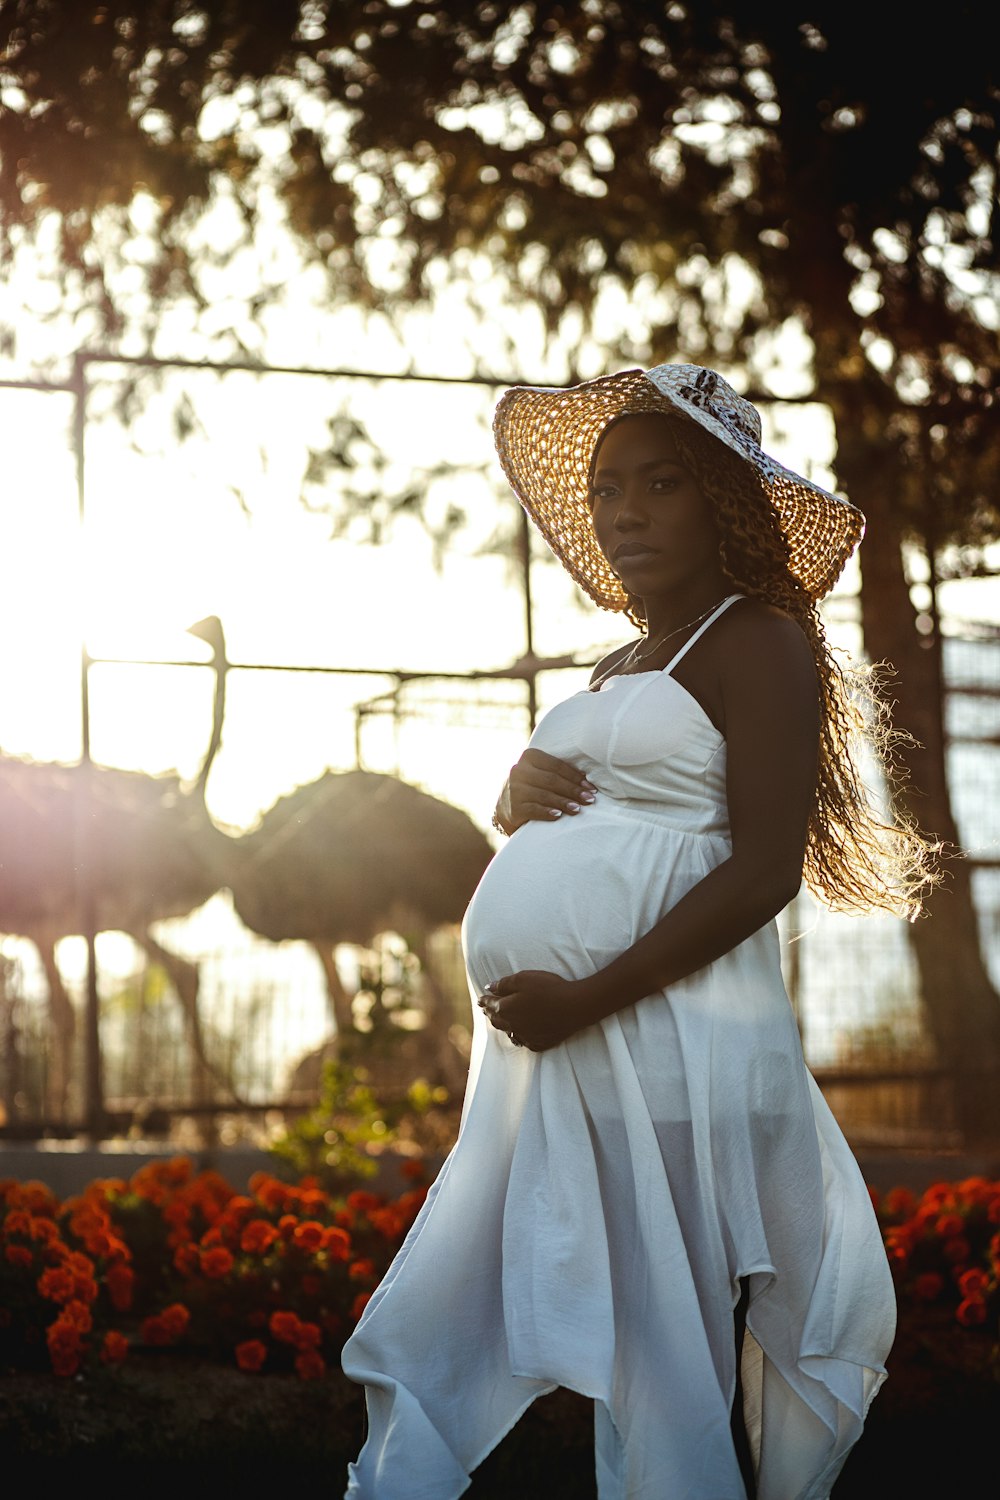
[624,415,938,919]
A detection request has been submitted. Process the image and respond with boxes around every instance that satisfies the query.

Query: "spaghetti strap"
[663,593,743,674]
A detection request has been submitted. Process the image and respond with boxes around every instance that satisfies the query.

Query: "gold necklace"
[592,597,726,690]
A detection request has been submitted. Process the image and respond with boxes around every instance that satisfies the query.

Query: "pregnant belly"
[461,807,713,994]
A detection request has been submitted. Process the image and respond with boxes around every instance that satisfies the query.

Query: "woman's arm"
[483,610,820,1049]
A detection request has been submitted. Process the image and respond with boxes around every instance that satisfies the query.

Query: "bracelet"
[491,810,509,836]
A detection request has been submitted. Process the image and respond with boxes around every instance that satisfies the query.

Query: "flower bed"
[0,1155,428,1380]
[875,1175,1000,1355]
[2,1159,999,1386]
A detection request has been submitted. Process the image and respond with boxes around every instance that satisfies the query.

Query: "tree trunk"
[832,407,1000,1141]
[408,931,471,1097]
[135,932,242,1116]
[312,941,356,1038]
[30,930,76,1125]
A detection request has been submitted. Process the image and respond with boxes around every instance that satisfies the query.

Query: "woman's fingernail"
[548,808,563,819]
[579,792,596,803]
[566,801,580,813]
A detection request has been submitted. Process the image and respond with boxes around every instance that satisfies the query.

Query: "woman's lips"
[613,542,659,562]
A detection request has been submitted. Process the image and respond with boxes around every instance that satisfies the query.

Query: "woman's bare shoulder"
[705,599,817,704]
[722,597,813,653]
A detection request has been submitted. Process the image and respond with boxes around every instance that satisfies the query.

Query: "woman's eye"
[650,475,678,491]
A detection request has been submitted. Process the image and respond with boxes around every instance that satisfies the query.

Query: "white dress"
[342,596,895,1500]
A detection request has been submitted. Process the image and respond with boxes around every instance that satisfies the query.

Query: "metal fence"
[2,640,996,1149]
[0,359,997,1149]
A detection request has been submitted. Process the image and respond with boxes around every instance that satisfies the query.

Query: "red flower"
[293,1320,322,1351]
[351,1292,372,1322]
[957,1176,994,1205]
[958,1268,990,1299]
[956,1296,988,1328]
[200,1246,235,1279]
[141,1315,173,1347]
[292,1220,326,1254]
[250,1175,291,1213]
[294,1348,326,1381]
[14,1182,58,1215]
[911,1273,944,1302]
[4,1244,33,1269]
[29,1216,61,1244]
[235,1339,268,1372]
[943,1237,971,1265]
[324,1226,351,1262]
[106,1263,135,1312]
[173,1243,201,1276]
[349,1258,376,1282]
[935,1213,965,1239]
[46,1315,83,1376]
[61,1299,93,1333]
[141,1304,190,1346]
[240,1219,279,1255]
[882,1187,917,1218]
[346,1190,382,1215]
[37,1266,76,1304]
[163,1200,192,1229]
[368,1207,405,1239]
[161,1303,190,1338]
[269,1310,301,1345]
[100,1331,129,1364]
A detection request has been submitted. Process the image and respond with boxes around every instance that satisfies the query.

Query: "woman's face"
[588,414,724,603]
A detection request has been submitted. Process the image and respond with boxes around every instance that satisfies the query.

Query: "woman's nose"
[611,485,648,529]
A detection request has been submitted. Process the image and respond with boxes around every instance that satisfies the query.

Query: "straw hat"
[493,364,864,607]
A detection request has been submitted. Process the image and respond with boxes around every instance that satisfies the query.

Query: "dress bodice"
[528,672,729,838]
[526,595,743,840]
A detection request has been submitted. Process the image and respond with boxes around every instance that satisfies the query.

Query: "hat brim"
[493,369,864,606]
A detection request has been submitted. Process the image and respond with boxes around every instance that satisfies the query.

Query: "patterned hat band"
[492,364,865,608]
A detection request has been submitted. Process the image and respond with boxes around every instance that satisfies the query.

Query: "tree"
[2,1,999,1130]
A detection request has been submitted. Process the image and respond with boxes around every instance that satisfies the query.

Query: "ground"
[0,1310,994,1490]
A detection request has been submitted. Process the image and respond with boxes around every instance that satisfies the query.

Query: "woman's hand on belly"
[478,970,600,1051]
[493,749,596,836]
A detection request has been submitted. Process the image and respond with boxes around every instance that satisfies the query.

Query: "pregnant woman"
[342,365,933,1499]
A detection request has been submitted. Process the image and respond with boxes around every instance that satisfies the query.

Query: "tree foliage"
[2,4,996,440]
